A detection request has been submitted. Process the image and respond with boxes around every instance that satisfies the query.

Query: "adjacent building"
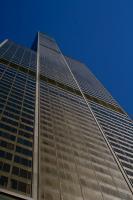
[0,32,133,200]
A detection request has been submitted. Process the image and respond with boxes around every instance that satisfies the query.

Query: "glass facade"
[0,43,36,197]
[0,32,133,200]
[65,57,119,107]
[0,40,36,71]
[39,82,132,200]
[90,102,133,185]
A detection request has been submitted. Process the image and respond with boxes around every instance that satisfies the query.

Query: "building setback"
[0,32,133,200]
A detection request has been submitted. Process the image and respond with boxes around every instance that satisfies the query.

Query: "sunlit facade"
[0,32,133,200]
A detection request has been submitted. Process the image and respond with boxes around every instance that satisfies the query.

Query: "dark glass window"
[20,123,33,132]
[7,102,21,110]
[16,146,32,157]
[0,97,6,104]
[0,176,8,186]
[14,155,32,167]
[1,117,18,127]
[21,112,34,120]
[17,138,32,147]
[18,181,27,193]
[21,118,33,126]
[126,169,133,177]
[3,163,10,172]
[12,166,19,175]
[0,162,10,172]
[5,106,21,115]
[0,140,14,150]
[22,107,34,115]
[20,168,31,179]
[19,130,33,139]
[0,94,7,100]
[3,111,19,120]
[1,88,10,95]
[11,179,17,189]
[10,94,23,101]
[23,103,34,110]
[11,179,31,194]
[24,95,34,102]
[0,122,17,133]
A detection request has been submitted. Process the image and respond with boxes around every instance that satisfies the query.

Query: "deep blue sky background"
[0,0,133,117]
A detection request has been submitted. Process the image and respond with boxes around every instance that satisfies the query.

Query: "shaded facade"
[0,32,133,200]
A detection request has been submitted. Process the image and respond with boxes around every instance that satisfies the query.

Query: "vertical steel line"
[32,32,40,200]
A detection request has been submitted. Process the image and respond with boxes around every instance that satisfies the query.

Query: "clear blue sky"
[0,0,133,117]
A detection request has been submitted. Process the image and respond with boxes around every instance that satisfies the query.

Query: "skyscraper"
[0,32,133,200]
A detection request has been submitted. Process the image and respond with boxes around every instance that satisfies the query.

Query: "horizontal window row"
[10,91,35,101]
[41,137,107,156]
[20,123,33,132]
[96,112,132,130]
[0,140,14,150]
[109,139,133,155]
[19,130,33,139]
[2,113,33,127]
[113,147,133,160]
[3,111,20,120]
[105,131,133,149]
[17,137,32,147]
[14,155,32,167]
[1,118,34,132]
[21,118,33,126]
[100,122,133,141]
[5,101,34,111]
[11,179,31,194]
[121,161,133,170]
[9,90,35,99]
[0,150,12,160]
[103,128,133,146]
[16,146,32,157]
[98,117,133,134]
[12,81,35,88]
[12,166,32,179]
[41,126,103,146]
[0,130,32,146]
[11,87,35,95]
[91,105,131,125]
[1,81,13,89]
[4,106,21,115]
[1,117,19,127]
[0,130,16,141]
